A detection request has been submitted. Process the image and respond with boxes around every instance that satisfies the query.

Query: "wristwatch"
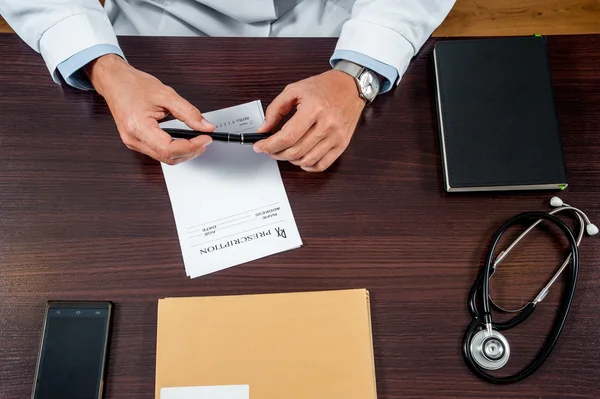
[333,60,381,102]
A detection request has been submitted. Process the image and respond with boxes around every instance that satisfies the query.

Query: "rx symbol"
[275,227,287,238]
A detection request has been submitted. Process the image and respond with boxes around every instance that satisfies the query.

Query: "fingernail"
[203,139,213,147]
[201,118,215,129]
[253,144,261,153]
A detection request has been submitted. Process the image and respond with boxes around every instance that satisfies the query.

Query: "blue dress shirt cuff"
[330,50,399,94]
[56,44,125,91]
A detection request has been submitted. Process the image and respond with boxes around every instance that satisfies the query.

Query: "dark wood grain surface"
[0,33,599,399]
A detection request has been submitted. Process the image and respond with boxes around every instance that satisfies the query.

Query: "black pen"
[163,128,274,144]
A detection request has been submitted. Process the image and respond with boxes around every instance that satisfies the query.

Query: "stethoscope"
[463,197,598,384]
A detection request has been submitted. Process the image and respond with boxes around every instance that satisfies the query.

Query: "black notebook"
[433,36,568,192]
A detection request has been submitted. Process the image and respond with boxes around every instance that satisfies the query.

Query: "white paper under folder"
[160,385,249,399]
[159,100,302,278]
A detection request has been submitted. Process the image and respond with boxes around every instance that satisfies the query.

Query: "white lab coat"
[0,0,455,87]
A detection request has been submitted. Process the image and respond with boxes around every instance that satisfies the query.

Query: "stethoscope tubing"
[464,211,579,384]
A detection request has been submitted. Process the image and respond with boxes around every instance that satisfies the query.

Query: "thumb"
[164,89,215,132]
[258,86,300,133]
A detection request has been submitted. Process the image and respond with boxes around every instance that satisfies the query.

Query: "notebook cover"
[155,289,376,399]
[433,36,568,192]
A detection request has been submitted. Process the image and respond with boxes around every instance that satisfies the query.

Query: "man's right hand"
[84,54,215,165]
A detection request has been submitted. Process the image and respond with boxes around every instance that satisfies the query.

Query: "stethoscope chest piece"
[470,329,510,370]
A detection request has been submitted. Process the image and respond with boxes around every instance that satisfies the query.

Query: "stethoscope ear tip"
[550,196,564,207]
[586,223,599,236]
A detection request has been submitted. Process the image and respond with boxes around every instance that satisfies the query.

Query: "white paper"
[160,385,249,399]
[160,100,302,278]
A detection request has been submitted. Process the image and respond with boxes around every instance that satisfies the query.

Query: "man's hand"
[254,70,365,172]
[84,54,215,165]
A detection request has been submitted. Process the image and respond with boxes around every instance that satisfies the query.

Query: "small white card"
[160,385,249,399]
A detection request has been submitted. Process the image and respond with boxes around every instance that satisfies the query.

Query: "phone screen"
[32,302,112,399]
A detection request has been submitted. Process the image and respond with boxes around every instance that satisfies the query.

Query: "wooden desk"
[0,34,599,398]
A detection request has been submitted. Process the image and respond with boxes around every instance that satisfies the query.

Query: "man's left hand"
[254,70,366,172]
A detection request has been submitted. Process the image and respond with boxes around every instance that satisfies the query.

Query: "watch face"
[358,71,380,101]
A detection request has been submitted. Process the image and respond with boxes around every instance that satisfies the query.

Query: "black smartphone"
[31,301,113,399]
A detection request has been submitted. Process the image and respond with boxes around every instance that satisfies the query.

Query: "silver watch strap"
[335,60,364,78]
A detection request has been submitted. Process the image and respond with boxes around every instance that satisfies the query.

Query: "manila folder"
[155,289,377,398]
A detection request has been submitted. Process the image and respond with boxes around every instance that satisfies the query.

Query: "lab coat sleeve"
[331,0,456,91]
[57,44,125,90]
[0,0,122,85]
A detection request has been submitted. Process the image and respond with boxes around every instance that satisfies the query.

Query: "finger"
[162,88,215,132]
[139,138,207,165]
[269,125,324,161]
[188,134,214,154]
[289,138,333,167]
[142,125,212,163]
[121,135,206,165]
[120,135,167,162]
[257,85,301,133]
[301,146,344,172]
[255,106,317,154]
